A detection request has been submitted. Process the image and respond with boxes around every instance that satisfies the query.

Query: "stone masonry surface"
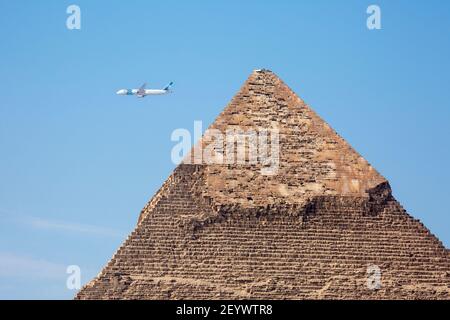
[76,70,450,300]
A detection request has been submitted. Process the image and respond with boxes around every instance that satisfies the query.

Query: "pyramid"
[76,70,450,299]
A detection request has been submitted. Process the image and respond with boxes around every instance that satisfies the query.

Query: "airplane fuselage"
[116,88,170,98]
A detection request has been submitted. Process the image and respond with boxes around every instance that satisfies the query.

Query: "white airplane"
[116,82,173,98]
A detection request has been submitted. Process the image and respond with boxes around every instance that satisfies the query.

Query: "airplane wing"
[137,83,147,96]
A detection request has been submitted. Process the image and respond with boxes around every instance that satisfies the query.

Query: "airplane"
[116,82,173,98]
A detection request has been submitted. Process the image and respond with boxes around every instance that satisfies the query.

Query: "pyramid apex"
[184,70,387,206]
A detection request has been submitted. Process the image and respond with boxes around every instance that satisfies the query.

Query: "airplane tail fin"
[163,81,174,91]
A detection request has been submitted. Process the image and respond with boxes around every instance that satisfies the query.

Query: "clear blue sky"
[0,0,449,299]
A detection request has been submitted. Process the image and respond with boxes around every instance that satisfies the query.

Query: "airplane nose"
[116,89,126,95]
